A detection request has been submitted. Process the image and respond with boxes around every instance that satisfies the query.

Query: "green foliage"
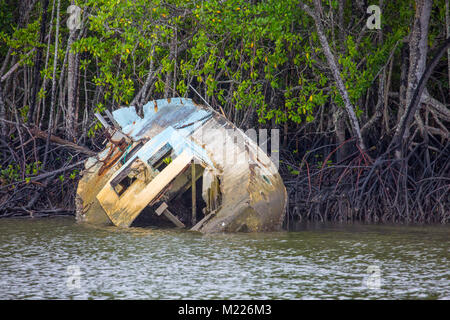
[2,19,40,65]
[162,156,172,165]
[25,161,41,176]
[0,164,21,184]
[0,0,14,55]
[73,0,171,107]
[69,169,79,180]
[287,165,299,176]
[19,105,29,122]
[0,161,42,185]
[0,0,432,135]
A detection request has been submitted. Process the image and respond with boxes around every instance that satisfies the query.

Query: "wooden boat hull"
[76,98,286,233]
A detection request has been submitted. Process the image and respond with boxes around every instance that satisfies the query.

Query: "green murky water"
[0,217,448,299]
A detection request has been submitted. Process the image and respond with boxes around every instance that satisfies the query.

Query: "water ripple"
[0,218,448,299]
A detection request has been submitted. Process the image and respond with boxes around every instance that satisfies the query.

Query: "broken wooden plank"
[191,160,196,225]
[147,142,172,167]
[155,202,185,228]
[167,164,204,202]
[110,157,137,188]
[94,112,111,129]
[155,202,168,216]
[191,210,216,231]
[163,209,185,228]
[105,109,121,129]
[121,141,144,164]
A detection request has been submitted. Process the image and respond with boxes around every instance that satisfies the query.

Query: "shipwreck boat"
[76,98,286,233]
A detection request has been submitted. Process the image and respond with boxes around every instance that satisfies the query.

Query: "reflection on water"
[0,218,448,299]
